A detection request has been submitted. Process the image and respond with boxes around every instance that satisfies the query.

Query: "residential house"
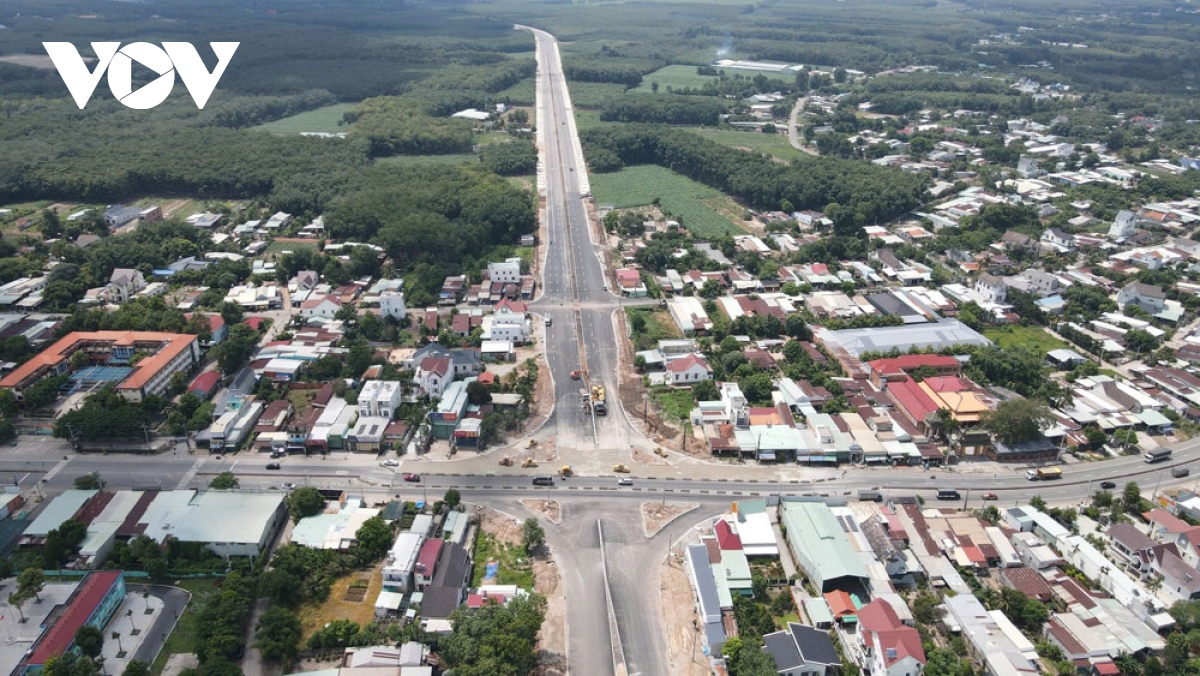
[615,268,648,297]
[667,354,713,386]
[1109,210,1138,242]
[1040,228,1076,252]
[1147,547,1200,604]
[1116,281,1166,314]
[108,269,147,303]
[104,204,143,229]
[1020,269,1065,296]
[763,623,842,676]
[301,295,344,319]
[416,358,452,398]
[488,299,530,344]
[487,258,522,284]
[858,599,926,676]
[1000,231,1036,251]
[293,270,320,291]
[380,291,407,320]
[974,273,1007,304]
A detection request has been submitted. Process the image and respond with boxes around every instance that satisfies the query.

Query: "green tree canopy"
[255,606,303,663]
[209,472,239,490]
[439,594,547,676]
[287,487,326,523]
[354,516,394,561]
[981,398,1055,445]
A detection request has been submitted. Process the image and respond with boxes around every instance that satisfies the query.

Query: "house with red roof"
[614,268,647,297]
[19,571,126,675]
[858,599,926,676]
[714,519,743,551]
[666,353,713,386]
[868,354,961,387]
[417,357,451,397]
[300,294,343,319]
[188,371,221,400]
[414,538,444,589]
[185,312,228,347]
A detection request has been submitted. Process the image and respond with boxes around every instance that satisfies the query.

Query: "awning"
[758,452,777,461]
[823,454,839,463]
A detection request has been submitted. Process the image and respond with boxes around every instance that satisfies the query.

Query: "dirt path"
[661,554,715,676]
[161,199,192,218]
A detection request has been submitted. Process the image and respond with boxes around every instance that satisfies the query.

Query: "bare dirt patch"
[0,54,59,69]
[642,501,699,538]
[662,553,714,676]
[521,499,562,524]
[297,562,384,640]
[632,444,670,466]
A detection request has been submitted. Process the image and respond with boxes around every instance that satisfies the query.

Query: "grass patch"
[777,611,800,628]
[470,530,535,590]
[689,127,801,161]
[375,154,478,167]
[265,240,319,254]
[495,77,536,105]
[574,109,606,131]
[628,307,682,351]
[296,564,384,641]
[632,64,794,94]
[152,578,222,675]
[567,82,631,108]
[591,165,743,237]
[983,325,1070,353]
[654,387,696,422]
[252,103,357,134]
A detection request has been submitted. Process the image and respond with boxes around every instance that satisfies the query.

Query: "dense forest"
[581,125,928,233]
[599,95,729,126]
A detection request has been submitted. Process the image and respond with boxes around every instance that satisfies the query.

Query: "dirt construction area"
[642,501,699,538]
[479,508,566,676]
[296,562,385,639]
[662,552,716,676]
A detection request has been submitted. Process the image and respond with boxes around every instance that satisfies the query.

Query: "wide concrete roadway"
[521,26,642,463]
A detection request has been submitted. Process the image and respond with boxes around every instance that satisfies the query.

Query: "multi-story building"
[359,380,402,420]
[0,331,200,403]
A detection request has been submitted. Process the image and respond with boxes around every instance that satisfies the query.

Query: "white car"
[382,459,400,467]
[281,482,296,490]
[617,478,633,486]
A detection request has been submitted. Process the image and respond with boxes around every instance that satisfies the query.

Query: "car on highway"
[382,459,400,467]
[281,482,296,490]
[617,478,633,486]
[981,492,998,501]
[403,473,421,482]
[1099,481,1117,489]
[266,462,281,470]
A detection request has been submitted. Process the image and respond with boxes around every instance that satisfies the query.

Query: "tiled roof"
[28,571,123,665]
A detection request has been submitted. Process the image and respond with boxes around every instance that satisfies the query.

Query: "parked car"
[981,492,998,501]
[266,463,281,470]
[382,459,400,467]
[281,482,296,490]
[617,478,633,486]
[270,450,285,459]
[1099,481,1116,489]
[403,473,421,482]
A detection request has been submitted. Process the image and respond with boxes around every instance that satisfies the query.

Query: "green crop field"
[590,165,743,237]
[495,77,536,105]
[632,64,794,94]
[688,127,803,161]
[568,82,631,108]
[252,103,357,134]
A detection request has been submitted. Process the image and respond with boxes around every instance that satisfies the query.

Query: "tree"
[211,324,258,375]
[74,626,104,660]
[354,516,393,560]
[0,389,17,417]
[209,472,239,490]
[8,588,30,623]
[520,517,545,554]
[287,487,326,523]
[981,398,1055,445]
[1123,482,1144,513]
[443,489,461,510]
[17,567,45,602]
[74,473,104,490]
[912,591,940,625]
[219,302,244,328]
[255,606,302,663]
[1125,329,1159,354]
[1084,425,1107,449]
[122,662,151,676]
[440,594,546,676]
[466,380,492,406]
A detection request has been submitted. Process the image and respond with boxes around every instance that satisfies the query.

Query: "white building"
[108,268,147,303]
[487,258,522,284]
[486,299,530,344]
[383,532,425,592]
[359,380,402,419]
[974,273,1007,304]
[666,353,713,386]
[380,290,407,320]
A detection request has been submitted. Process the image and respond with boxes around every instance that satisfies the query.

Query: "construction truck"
[613,464,630,473]
[1026,467,1063,481]
[521,458,539,468]
[592,384,608,416]
[559,466,573,478]
[580,389,590,413]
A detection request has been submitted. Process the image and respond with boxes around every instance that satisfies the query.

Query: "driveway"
[127,584,191,666]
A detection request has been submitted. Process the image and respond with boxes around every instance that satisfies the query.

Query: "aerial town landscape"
[3,0,1200,675]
